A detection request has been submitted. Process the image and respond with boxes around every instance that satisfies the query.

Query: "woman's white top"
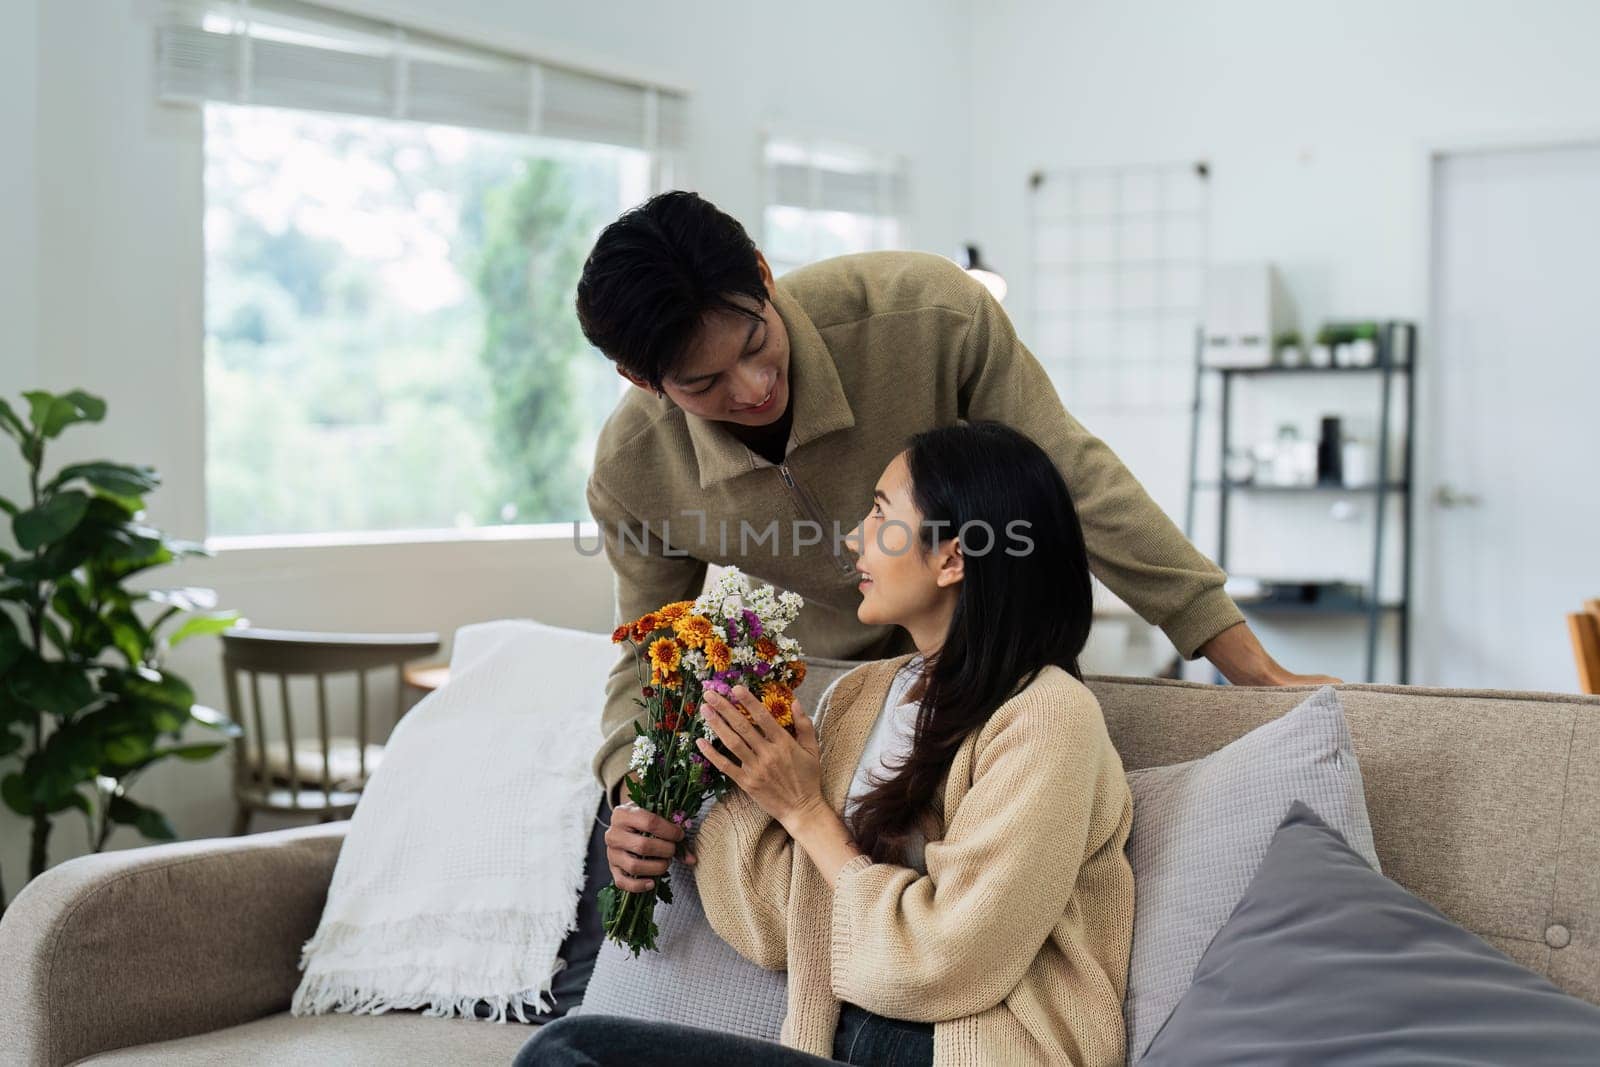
[837,653,929,873]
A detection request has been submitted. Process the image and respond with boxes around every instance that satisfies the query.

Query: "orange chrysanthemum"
[705,639,732,672]
[761,683,794,717]
[631,613,660,641]
[755,637,779,661]
[651,667,683,690]
[788,659,807,686]
[648,637,681,675]
[657,600,694,623]
[772,704,795,730]
[673,614,714,649]
[611,624,631,644]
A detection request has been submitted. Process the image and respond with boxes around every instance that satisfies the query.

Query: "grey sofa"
[3,668,1598,1065]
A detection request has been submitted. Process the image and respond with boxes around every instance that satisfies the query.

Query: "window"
[762,137,909,277]
[157,1,685,540]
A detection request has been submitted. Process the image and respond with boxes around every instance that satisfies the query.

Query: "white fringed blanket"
[290,619,610,1023]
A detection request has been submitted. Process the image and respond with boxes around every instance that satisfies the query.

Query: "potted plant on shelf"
[0,389,243,917]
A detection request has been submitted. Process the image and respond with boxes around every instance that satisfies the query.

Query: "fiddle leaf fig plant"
[0,388,243,917]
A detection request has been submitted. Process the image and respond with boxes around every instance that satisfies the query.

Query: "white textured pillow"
[576,839,789,1038]
[1124,686,1378,1062]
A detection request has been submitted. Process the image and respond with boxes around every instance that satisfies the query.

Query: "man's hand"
[1200,621,1344,686]
[604,775,697,893]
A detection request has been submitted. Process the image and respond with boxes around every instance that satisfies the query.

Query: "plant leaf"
[0,398,27,444]
[23,389,106,439]
[122,668,195,711]
[4,539,93,583]
[8,656,100,718]
[114,740,228,776]
[106,605,150,667]
[102,733,151,766]
[1,772,30,816]
[40,614,71,659]
[46,461,160,499]
[108,793,177,841]
[165,610,242,650]
[0,609,21,674]
[13,490,91,551]
[51,789,92,816]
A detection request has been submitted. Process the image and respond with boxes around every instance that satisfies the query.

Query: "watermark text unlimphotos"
[571,510,1035,559]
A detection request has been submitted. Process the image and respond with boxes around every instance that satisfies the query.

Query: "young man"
[555,191,1331,1001]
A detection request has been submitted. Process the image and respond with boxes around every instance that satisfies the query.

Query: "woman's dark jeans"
[513,1003,934,1065]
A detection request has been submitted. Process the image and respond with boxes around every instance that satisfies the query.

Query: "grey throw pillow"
[1144,801,1600,1064]
[1124,686,1378,1061]
[574,850,788,1040]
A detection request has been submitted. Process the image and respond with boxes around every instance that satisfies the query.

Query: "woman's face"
[846,451,963,645]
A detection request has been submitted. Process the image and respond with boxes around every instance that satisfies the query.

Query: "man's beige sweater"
[694,653,1136,1066]
[586,250,1242,800]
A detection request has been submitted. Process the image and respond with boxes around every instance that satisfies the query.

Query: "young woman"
[517,421,1134,1066]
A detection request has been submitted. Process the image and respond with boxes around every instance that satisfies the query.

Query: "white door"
[1423,144,1600,691]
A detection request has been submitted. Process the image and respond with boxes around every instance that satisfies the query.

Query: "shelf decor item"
[1310,326,1337,367]
[1275,331,1305,367]
[1201,263,1296,369]
[1317,416,1344,486]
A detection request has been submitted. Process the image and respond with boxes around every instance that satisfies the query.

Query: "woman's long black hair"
[846,420,1094,865]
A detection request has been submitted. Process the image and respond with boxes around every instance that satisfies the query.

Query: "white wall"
[1,0,972,895]
[0,0,38,418]
[967,0,1600,684]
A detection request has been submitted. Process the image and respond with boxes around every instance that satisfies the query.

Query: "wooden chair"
[1570,600,1600,695]
[221,628,441,834]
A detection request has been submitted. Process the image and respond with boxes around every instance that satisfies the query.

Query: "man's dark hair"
[575,190,768,391]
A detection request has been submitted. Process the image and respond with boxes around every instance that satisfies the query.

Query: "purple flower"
[706,678,733,696]
[671,811,686,825]
[742,610,763,639]
[752,661,772,677]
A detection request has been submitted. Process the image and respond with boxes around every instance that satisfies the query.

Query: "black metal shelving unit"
[1185,323,1418,683]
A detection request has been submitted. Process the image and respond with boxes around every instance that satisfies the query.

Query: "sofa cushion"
[1142,801,1600,1065]
[71,1010,536,1066]
[576,856,789,1039]
[1123,686,1377,1061]
[1088,677,1600,1006]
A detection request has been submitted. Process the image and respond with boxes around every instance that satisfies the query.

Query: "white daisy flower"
[628,735,657,775]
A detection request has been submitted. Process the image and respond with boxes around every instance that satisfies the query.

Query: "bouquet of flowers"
[598,567,808,955]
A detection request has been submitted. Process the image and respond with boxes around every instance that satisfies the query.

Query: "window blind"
[764,137,909,218]
[154,0,688,153]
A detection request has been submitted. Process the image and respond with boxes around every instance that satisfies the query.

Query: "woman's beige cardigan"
[694,652,1135,1066]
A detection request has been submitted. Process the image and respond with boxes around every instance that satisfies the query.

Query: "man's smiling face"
[617,252,792,428]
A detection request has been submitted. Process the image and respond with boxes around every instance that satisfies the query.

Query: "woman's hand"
[697,685,825,829]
